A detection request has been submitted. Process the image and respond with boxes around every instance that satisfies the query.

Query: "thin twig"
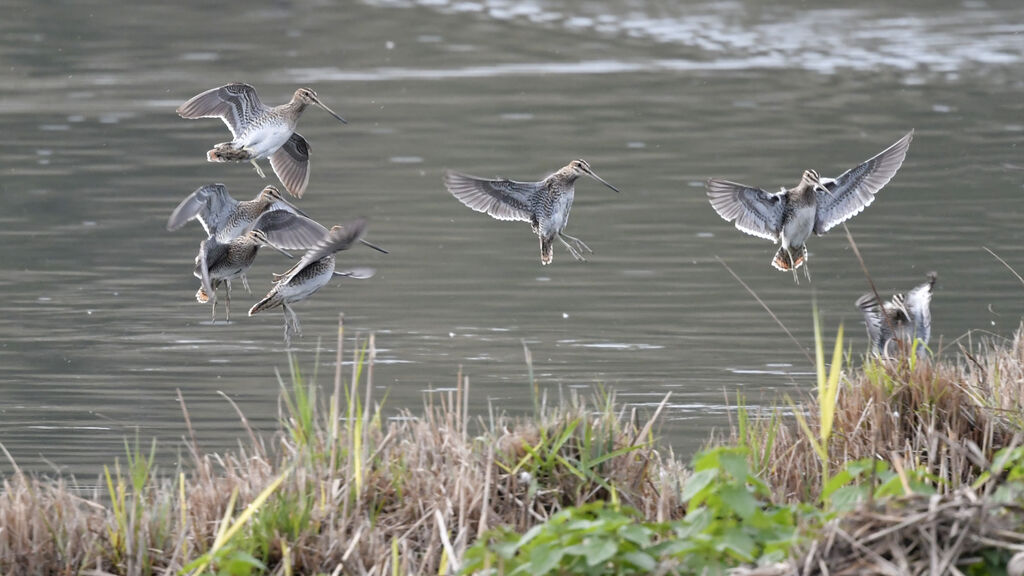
[715,255,814,366]
[842,223,898,342]
[984,246,1024,288]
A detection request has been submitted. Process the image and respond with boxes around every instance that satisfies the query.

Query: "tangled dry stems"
[0,335,685,575]
[734,326,1024,503]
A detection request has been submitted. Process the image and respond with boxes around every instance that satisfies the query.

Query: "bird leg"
[250,159,266,178]
[209,285,218,324]
[803,260,812,283]
[225,279,232,323]
[558,236,587,262]
[282,304,303,347]
[559,232,593,254]
[289,305,303,338]
[787,248,800,285]
[240,273,252,295]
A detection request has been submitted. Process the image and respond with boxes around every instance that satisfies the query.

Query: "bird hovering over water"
[176,83,347,198]
[706,130,913,283]
[444,159,621,265]
[195,229,292,323]
[855,272,936,357]
[167,183,388,253]
[249,220,375,345]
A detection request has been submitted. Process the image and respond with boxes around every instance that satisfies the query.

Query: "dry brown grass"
[729,323,1024,504]
[0,319,686,576]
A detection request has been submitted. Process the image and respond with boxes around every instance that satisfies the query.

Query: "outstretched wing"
[444,170,537,222]
[903,272,936,347]
[705,179,785,242]
[176,83,268,139]
[269,133,311,198]
[279,219,368,284]
[855,293,892,355]
[167,183,237,236]
[814,130,913,234]
[250,208,328,251]
[194,237,217,300]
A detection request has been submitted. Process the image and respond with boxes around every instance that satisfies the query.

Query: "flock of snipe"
[169,83,931,354]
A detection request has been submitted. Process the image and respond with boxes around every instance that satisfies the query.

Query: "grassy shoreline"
[2,318,1024,574]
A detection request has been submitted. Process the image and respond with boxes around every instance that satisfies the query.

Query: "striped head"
[247,228,272,245]
[800,169,828,193]
[562,159,622,193]
[292,87,347,124]
[258,185,286,204]
[233,228,273,249]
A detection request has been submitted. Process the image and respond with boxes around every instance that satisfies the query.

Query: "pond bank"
[2,321,1024,574]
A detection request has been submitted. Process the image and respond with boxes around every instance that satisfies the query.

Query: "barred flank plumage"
[540,237,553,265]
[248,293,282,316]
[208,145,252,163]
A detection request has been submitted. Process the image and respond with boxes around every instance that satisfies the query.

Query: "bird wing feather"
[250,209,328,251]
[278,219,368,285]
[814,130,913,235]
[167,183,236,236]
[176,83,268,139]
[269,133,311,198]
[443,170,536,222]
[903,273,936,347]
[855,293,891,354]
[705,179,784,242]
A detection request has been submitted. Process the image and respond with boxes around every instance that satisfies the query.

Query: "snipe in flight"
[706,130,914,283]
[176,83,347,198]
[444,159,621,265]
[167,183,388,252]
[856,272,936,358]
[249,220,375,345]
[195,229,292,323]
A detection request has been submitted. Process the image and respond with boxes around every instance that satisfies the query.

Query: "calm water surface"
[1,0,1022,478]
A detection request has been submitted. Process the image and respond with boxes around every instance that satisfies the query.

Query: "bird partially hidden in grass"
[176,83,347,198]
[444,159,621,265]
[195,229,293,323]
[249,219,375,345]
[706,130,913,283]
[855,272,937,357]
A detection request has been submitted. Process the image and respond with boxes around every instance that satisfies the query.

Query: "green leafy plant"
[791,307,843,503]
[464,446,804,575]
[461,501,663,575]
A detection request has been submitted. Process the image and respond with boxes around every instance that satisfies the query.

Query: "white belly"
[281,257,336,305]
[237,123,293,159]
[781,206,815,249]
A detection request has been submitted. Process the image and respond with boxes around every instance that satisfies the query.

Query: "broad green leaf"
[681,469,717,504]
[719,450,749,482]
[716,527,756,561]
[527,544,564,575]
[618,523,653,547]
[718,484,758,519]
[580,538,617,567]
[622,550,658,570]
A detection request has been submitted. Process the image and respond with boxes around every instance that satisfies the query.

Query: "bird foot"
[559,235,590,262]
[250,159,266,178]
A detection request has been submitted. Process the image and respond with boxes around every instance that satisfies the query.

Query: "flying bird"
[176,83,347,198]
[707,131,913,283]
[856,272,936,357]
[444,159,621,265]
[194,229,292,323]
[249,220,375,345]
[167,183,387,252]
